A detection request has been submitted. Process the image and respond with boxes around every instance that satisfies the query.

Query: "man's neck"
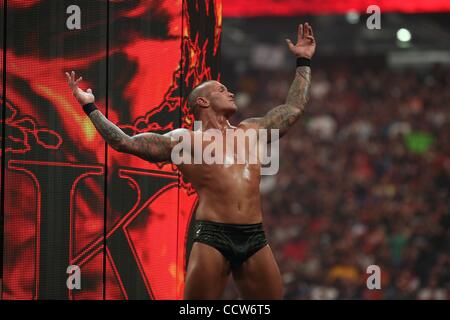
[198,113,234,131]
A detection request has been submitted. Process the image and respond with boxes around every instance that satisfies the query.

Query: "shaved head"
[188,80,217,118]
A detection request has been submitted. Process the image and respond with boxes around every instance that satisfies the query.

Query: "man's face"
[205,81,237,116]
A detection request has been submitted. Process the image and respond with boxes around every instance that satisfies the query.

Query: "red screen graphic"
[1,0,222,300]
[223,0,450,17]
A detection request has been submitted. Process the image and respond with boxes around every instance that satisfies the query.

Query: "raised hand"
[65,71,95,106]
[286,23,316,59]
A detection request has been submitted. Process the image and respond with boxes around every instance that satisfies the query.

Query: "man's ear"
[196,97,209,108]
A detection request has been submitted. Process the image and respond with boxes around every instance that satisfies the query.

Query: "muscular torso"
[177,124,263,224]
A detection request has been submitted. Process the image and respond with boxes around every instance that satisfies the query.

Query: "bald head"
[188,80,217,118]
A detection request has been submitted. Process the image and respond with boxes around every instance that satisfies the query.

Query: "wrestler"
[66,23,315,299]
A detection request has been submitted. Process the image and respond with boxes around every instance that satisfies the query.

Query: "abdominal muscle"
[180,162,263,224]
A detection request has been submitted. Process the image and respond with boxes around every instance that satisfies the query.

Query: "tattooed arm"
[240,23,315,140]
[88,110,182,162]
[258,66,311,136]
[65,71,186,162]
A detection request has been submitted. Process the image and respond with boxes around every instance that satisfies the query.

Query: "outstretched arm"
[65,71,180,162]
[87,110,176,162]
[258,65,311,135]
[242,23,315,140]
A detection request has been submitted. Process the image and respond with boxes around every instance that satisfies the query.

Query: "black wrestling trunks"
[193,220,268,269]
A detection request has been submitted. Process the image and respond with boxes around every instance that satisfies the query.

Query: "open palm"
[286,23,316,59]
[65,71,95,105]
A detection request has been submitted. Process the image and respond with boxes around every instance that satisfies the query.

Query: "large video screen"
[1,0,221,300]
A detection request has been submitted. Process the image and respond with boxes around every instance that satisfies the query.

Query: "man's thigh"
[232,245,283,299]
[184,242,230,299]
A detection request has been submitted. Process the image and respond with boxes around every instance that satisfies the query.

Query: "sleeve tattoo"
[88,110,174,162]
[259,66,311,137]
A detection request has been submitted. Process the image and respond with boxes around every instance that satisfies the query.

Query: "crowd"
[222,57,450,299]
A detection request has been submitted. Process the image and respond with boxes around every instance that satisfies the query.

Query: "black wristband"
[296,57,311,67]
[82,103,98,116]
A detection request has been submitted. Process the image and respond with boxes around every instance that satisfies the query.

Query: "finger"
[303,23,310,38]
[87,88,92,94]
[285,38,295,50]
[67,73,74,84]
[308,24,314,37]
[74,76,82,85]
[71,71,75,82]
[298,24,303,41]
